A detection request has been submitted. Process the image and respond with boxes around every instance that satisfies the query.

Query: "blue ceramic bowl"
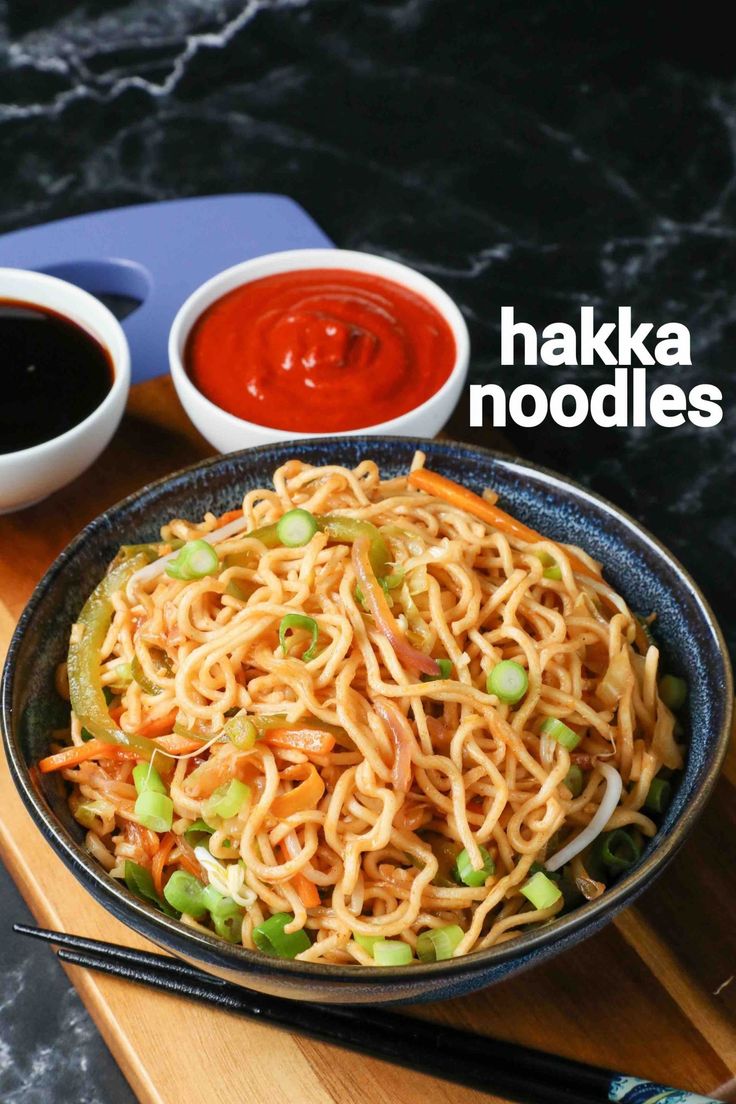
[2,438,731,1004]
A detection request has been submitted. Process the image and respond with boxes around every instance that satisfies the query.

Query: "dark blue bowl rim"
[2,435,732,989]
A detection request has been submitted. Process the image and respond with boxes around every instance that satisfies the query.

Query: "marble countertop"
[1,2,733,1100]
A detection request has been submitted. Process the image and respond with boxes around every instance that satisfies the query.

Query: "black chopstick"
[16,925,720,1104]
[13,923,226,984]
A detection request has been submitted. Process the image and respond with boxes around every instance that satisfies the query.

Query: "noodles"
[45,456,685,965]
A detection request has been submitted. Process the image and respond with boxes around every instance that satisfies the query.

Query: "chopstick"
[15,925,720,1104]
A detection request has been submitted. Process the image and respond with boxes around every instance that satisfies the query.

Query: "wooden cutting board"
[1,377,735,1104]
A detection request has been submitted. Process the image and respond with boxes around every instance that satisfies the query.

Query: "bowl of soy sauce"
[0,268,130,513]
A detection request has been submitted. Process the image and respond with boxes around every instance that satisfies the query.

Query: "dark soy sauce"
[0,299,113,454]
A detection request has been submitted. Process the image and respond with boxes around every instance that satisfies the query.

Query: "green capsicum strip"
[67,553,158,753]
[316,516,390,576]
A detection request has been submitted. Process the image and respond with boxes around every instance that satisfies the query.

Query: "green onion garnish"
[163,870,208,918]
[134,789,173,832]
[487,660,529,704]
[252,913,311,958]
[213,911,244,943]
[416,924,464,963]
[183,818,214,847]
[224,715,258,750]
[596,828,642,872]
[202,779,250,821]
[659,674,687,711]
[132,762,167,796]
[421,657,453,682]
[520,870,562,909]
[124,860,157,904]
[543,564,562,581]
[112,662,133,688]
[539,716,580,750]
[373,940,413,966]
[645,776,672,813]
[276,509,318,548]
[279,613,319,661]
[454,846,495,887]
[562,764,584,797]
[166,539,219,581]
[353,931,385,953]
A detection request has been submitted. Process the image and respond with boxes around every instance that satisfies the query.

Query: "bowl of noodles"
[2,439,731,1004]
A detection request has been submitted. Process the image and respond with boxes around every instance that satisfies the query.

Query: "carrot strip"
[292,870,320,909]
[136,709,178,740]
[152,831,176,898]
[272,764,325,818]
[155,733,205,755]
[39,739,146,773]
[175,835,202,878]
[351,535,440,678]
[280,836,321,908]
[263,729,336,756]
[218,508,243,526]
[407,467,599,580]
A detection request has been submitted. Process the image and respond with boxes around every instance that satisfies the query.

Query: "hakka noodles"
[42,455,687,967]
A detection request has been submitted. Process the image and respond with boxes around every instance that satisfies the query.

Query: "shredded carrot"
[136,709,178,740]
[175,835,202,878]
[218,508,243,526]
[279,837,320,908]
[407,467,599,581]
[272,764,325,818]
[292,870,320,908]
[109,704,124,724]
[155,733,205,756]
[152,831,176,897]
[39,739,145,773]
[263,728,336,757]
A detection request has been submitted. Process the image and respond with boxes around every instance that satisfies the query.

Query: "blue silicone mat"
[0,194,334,382]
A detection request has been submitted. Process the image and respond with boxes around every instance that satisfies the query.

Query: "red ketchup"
[185,269,456,432]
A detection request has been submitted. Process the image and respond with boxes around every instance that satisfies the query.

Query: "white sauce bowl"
[168,248,470,452]
[0,268,130,514]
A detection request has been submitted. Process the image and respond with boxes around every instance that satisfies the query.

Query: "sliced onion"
[374,697,415,793]
[545,763,622,872]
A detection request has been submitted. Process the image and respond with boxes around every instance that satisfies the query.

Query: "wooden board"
[1,377,735,1104]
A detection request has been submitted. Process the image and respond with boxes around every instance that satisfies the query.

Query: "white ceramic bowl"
[0,268,130,513]
[169,248,470,452]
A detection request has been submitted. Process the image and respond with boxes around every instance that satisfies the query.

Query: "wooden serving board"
[1,377,735,1104]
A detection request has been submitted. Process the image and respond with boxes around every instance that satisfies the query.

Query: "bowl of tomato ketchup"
[169,249,469,452]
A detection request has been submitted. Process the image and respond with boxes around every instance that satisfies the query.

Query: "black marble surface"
[1,2,734,1100]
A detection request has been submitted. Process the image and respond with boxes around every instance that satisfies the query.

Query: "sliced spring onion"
[645,776,672,813]
[163,870,208,918]
[201,884,242,919]
[132,762,167,796]
[224,715,258,750]
[521,870,562,909]
[166,539,220,581]
[416,924,464,963]
[421,657,453,682]
[487,660,529,704]
[373,940,413,966]
[184,818,214,847]
[353,931,385,953]
[596,829,642,872]
[213,911,244,943]
[124,860,157,903]
[134,790,173,832]
[225,579,248,601]
[112,662,133,688]
[545,763,623,872]
[543,564,562,581]
[74,798,115,832]
[562,764,584,798]
[454,846,495,887]
[252,913,311,958]
[202,779,250,821]
[659,674,687,711]
[539,716,580,750]
[124,860,178,916]
[276,508,318,547]
[279,614,319,661]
